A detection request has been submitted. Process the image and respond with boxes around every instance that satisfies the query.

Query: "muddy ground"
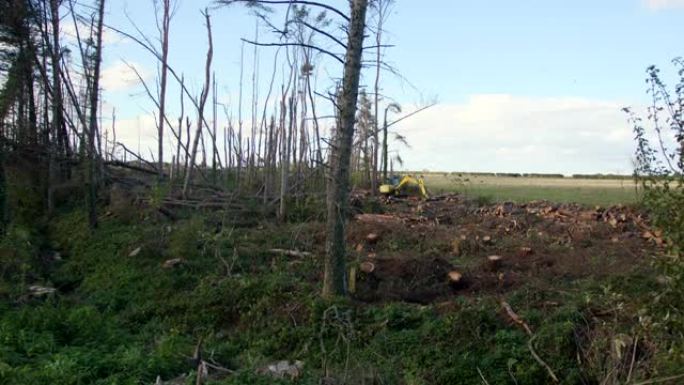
[340,193,660,304]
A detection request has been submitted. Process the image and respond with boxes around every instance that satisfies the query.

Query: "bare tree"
[86,0,106,229]
[217,0,370,297]
[156,0,172,180]
[371,0,394,193]
[382,102,400,181]
[182,10,213,198]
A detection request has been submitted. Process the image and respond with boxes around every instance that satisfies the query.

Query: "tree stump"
[448,270,465,289]
[360,261,376,274]
[486,255,503,271]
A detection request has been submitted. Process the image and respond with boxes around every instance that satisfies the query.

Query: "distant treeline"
[412,171,634,179]
[446,171,565,178]
[570,174,634,180]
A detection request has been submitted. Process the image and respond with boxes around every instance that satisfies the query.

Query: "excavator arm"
[381,175,429,199]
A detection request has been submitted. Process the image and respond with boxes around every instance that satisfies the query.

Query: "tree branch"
[217,0,350,22]
[241,38,344,64]
[386,103,436,129]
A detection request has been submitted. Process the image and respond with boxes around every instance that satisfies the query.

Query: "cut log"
[366,233,380,244]
[348,266,357,294]
[448,270,465,289]
[451,239,462,256]
[268,249,313,258]
[359,261,376,274]
[163,258,184,268]
[29,285,57,297]
[355,214,403,225]
[486,255,503,271]
[517,247,533,257]
[482,235,493,245]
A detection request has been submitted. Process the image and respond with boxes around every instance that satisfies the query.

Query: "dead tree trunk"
[157,0,171,180]
[175,76,185,179]
[323,0,369,298]
[182,10,213,198]
[86,0,106,229]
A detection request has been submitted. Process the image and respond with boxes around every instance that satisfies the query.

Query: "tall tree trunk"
[87,0,106,229]
[212,73,218,182]
[372,12,382,195]
[278,93,290,221]
[323,0,369,298]
[157,0,171,180]
[382,108,389,182]
[182,10,213,198]
[49,0,68,157]
[175,76,185,179]
[236,42,245,190]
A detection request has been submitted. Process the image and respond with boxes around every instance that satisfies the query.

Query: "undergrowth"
[0,205,666,384]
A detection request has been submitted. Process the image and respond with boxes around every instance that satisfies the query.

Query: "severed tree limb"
[631,373,684,385]
[116,142,159,172]
[477,367,491,385]
[106,160,162,176]
[501,301,559,383]
[528,335,559,383]
[385,103,437,129]
[269,248,313,258]
[501,301,533,336]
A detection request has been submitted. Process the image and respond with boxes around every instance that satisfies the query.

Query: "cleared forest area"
[1,1,684,385]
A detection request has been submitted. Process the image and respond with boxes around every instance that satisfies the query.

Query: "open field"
[423,174,640,206]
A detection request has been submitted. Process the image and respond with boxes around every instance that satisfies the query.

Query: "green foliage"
[286,196,326,222]
[0,222,48,297]
[0,204,660,384]
[627,58,684,371]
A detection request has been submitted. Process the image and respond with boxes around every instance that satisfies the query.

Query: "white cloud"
[61,22,125,46]
[391,94,637,174]
[643,0,684,10]
[101,61,151,92]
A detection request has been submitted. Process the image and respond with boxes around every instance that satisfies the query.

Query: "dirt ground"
[344,192,660,304]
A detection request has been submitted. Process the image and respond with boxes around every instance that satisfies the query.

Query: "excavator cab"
[379,174,429,199]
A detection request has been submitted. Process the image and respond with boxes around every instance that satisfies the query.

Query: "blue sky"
[90,0,684,174]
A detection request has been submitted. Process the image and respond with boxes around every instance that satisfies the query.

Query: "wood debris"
[366,233,380,243]
[162,258,184,268]
[268,249,313,258]
[355,213,403,225]
[28,285,57,297]
[360,261,376,274]
[256,360,304,380]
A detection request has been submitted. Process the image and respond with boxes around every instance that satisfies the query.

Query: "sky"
[88,0,684,175]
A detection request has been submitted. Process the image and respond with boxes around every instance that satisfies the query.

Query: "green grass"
[424,174,640,206]
[0,205,673,384]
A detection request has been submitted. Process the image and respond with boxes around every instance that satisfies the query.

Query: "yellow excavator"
[379,175,429,199]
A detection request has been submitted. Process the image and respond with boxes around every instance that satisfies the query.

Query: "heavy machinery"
[379,174,429,199]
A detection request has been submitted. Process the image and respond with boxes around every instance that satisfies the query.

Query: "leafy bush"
[626,58,684,367]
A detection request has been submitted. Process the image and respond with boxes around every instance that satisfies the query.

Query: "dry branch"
[269,249,313,258]
[500,301,559,383]
[501,301,533,336]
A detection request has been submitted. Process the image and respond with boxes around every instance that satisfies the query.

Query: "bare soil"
[344,193,659,304]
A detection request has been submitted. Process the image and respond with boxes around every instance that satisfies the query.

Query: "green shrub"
[627,59,684,370]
